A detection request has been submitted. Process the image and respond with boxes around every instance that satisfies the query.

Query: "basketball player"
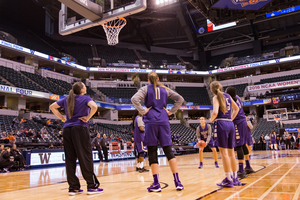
[196,117,219,169]
[226,87,254,178]
[210,81,240,187]
[131,71,184,192]
[132,111,149,173]
[50,82,103,195]
[270,131,277,150]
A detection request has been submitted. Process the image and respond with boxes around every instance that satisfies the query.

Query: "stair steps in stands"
[17,71,50,93]
[0,75,15,87]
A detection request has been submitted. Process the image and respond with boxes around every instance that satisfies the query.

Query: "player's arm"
[49,102,65,121]
[137,117,145,132]
[247,119,253,129]
[231,96,239,120]
[196,127,201,142]
[210,96,219,122]
[206,124,212,145]
[167,89,184,114]
[131,86,148,115]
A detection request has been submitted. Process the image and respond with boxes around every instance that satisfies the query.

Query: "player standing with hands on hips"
[50,82,103,196]
[210,81,240,187]
[131,71,184,192]
[196,117,219,169]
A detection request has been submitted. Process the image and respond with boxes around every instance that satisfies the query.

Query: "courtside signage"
[248,79,300,91]
[30,149,165,166]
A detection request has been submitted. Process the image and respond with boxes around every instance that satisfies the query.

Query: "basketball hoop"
[275,117,280,123]
[101,17,127,45]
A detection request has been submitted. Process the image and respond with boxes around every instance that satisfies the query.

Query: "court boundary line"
[195,164,267,200]
[224,164,284,200]
[258,163,297,200]
[292,182,300,200]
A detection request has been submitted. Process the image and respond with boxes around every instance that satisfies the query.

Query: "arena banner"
[107,63,140,68]
[212,0,272,10]
[29,148,165,166]
[243,98,271,106]
[2,39,300,75]
[285,127,300,132]
[0,84,50,98]
[248,79,300,91]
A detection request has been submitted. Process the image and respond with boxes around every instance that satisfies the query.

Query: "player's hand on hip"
[79,116,90,122]
[164,108,172,116]
[144,106,152,115]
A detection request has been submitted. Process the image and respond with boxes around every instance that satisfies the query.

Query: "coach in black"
[100,134,109,162]
[92,133,103,161]
[50,82,103,196]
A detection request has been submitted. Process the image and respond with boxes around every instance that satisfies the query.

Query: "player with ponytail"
[210,81,240,187]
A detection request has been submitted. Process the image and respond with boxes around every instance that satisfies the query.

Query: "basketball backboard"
[58,0,146,36]
[266,108,288,122]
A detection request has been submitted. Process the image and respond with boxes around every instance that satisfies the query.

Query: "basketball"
[197,140,206,148]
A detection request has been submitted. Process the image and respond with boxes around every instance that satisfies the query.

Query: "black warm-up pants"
[95,146,103,161]
[63,126,99,191]
[101,145,109,162]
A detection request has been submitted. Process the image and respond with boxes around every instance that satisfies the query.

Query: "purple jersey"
[233,95,246,125]
[216,93,232,120]
[56,95,93,128]
[144,85,169,125]
[271,133,276,144]
[134,116,145,143]
[199,124,209,140]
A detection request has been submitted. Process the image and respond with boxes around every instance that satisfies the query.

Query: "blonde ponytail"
[210,81,227,114]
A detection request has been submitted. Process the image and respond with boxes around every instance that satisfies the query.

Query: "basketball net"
[101,17,127,46]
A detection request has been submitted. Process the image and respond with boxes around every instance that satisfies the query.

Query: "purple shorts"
[235,120,250,147]
[135,141,147,153]
[213,120,235,149]
[246,134,253,146]
[203,138,215,149]
[271,139,276,145]
[144,124,172,147]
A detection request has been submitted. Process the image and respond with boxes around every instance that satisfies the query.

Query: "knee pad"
[236,146,244,160]
[163,146,175,161]
[242,144,249,155]
[148,146,158,165]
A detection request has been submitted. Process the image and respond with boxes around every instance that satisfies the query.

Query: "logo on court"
[231,0,268,7]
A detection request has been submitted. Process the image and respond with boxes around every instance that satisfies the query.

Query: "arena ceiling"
[1,0,300,52]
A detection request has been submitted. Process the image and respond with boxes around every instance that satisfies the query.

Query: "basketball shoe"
[216,178,234,188]
[68,189,83,196]
[147,183,161,192]
[87,188,103,195]
[245,167,255,174]
[198,162,203,169]
[174,180,184,191]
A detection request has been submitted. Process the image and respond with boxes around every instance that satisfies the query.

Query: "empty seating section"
[252,118,276,142]
[97,87,137,99]
[176,87,211,105]
[181,57,200,69]
[47,78,72,92]
[0,78,9,86]
[223,84,248,97]
[0,66,47,92]
[256,73,300,85]
[93,123,132,142]
[21,71,67,95]
[170,124,197,144]
[61,43,92,66]
[0,20,61,57]
[97,45,139,63]
[138,51,180,68]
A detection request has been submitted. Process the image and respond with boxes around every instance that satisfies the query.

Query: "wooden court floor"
[1,150,300,200]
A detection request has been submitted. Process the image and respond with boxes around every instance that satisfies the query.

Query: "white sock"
[233,171,237,179]
[225,172,231,180]
[137,162,139,168]
[140,162,144,168]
